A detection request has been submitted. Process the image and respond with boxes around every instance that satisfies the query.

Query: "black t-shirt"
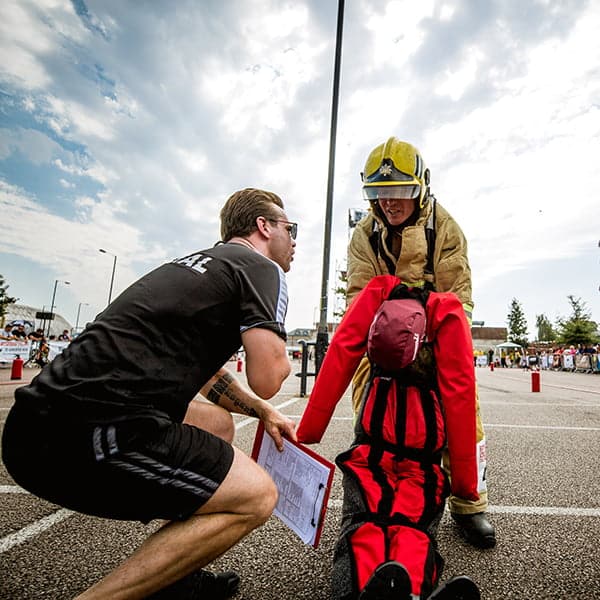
[20,242,288,422]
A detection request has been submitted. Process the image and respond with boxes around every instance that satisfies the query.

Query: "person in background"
[57,329,72,342]
[28,328,45,342]
[12,324,28,340]
[3,188,298,600]
[1,324,16,340]
[346,137,495,549]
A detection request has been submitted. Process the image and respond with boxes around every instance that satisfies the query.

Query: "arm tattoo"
[207,372,234,404]
[228,393,259,418]
[207,372,259,418]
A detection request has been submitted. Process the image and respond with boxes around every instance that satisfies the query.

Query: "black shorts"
[2,396,235,523]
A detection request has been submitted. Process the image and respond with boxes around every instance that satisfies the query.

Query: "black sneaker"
[451,512,496,549]
[359,560,412,600]
[427,575,480,600]
[145,569,240,599]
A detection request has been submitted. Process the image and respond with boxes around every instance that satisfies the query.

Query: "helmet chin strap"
[420,187,431,209]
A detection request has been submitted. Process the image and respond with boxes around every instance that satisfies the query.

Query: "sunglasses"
[268,219,298,240]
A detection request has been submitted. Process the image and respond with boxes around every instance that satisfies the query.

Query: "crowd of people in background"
[0,323,75,368]
[475,344,599,372]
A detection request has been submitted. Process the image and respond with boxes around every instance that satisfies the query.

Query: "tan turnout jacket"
[347,197,473,317]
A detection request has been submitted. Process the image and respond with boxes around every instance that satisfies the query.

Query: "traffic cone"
[11,355,24,380]
[490,362,494,372]
[237,358,243,372]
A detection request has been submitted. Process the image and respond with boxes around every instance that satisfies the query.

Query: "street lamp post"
[47,279,70,337]
[74,302,90,334]
[315,0,345,373]
[98,248,117,306]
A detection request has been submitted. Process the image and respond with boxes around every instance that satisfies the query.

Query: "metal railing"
[295,340,317,397]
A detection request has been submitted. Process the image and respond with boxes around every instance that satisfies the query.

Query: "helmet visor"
[362,185,421,201]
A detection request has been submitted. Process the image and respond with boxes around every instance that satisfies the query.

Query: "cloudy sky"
[1,0,599,339]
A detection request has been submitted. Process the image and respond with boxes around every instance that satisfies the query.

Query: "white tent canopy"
[495,342,523,353]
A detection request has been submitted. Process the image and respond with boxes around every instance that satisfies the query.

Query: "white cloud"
[0,127,65,164]
[0,179,165,315]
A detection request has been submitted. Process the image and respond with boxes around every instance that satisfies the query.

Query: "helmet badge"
[378,162,393,177]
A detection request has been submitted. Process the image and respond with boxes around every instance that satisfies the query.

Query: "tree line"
[507,296,598,348]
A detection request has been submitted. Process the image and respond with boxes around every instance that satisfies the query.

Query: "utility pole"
[315,0,345,373]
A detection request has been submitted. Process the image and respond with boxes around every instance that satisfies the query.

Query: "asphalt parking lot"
[1,362,599,599]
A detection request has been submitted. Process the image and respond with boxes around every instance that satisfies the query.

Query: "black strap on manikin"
[353,283,440,459]
[369,196,437,286]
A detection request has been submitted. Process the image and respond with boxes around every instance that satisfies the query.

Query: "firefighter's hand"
[257,402,297,451]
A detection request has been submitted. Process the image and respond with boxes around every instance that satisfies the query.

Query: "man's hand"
[200,368,296,451]
[257,402,297,452]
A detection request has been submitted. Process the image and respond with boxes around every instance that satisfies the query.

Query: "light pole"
[98,248,117,306]
[315,0,345,373]
[74,302,90,335]
[47,279,70,337]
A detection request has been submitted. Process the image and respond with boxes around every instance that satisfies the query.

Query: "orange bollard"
[531,370,540,392]
[11,355,24,380]
[236,358,243,372]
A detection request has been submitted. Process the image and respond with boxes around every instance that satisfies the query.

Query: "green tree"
[0,274,18,327]
[535,313,555,342]
[332,268,348,321]
[507,298,528,347]
[555,295,597,347]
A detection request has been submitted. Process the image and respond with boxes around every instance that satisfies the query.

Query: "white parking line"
[487,505,600,517]
[480,376,600,396]
[485,423,600,431]
[0,485,28,494]
[482,402,599,407]
[0,508,73,554]
[327,499,600,517]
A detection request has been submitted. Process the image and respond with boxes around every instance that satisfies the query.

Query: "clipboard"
[251,422,335,548]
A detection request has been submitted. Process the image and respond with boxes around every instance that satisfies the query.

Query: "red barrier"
[236,358,243,372]
[10,355,24,380]
[489,362,494,372]
[531,370,540,392]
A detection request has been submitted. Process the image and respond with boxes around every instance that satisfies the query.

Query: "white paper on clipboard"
[252,425,334,547]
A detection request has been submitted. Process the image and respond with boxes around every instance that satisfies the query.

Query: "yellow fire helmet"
[361,137,431,208]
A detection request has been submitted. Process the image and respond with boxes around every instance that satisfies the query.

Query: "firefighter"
[346,137,495,549]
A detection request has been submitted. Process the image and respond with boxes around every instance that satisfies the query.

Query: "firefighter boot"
[451,512,496,549]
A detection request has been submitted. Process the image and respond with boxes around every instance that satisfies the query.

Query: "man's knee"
[213,411,235,443]
[203,450,278,524]
[184,401,235,442]
[249,471,278,524]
